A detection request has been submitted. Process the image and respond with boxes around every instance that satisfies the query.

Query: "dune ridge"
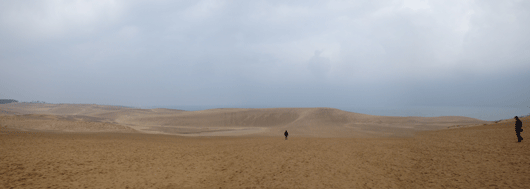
[0,103,490,137]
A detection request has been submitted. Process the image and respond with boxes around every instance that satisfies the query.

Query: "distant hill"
[0,103,491,137]
[0,99,18,104]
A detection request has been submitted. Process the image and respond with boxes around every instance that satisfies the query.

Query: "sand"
[0,103,490,137]
[1,103,529,188]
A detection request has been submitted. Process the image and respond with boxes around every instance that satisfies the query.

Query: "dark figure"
[284,130,289,140]
[515,116,523,142]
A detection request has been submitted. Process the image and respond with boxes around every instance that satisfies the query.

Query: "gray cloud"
[307,50,331,78]
[1,0,529,113]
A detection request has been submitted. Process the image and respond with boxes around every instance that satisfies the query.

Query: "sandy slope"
[0,114,137,133]
[0,103,489,137]
[1,116,528,188]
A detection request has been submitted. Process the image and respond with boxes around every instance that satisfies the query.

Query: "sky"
[1,0,529,115]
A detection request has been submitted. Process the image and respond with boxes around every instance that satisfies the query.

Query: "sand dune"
[0,103,489,137]
[0,103,527,188]
[1,116,528,188]
[0,114,137,133]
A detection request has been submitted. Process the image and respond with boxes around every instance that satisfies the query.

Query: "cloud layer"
[1,0,529,110]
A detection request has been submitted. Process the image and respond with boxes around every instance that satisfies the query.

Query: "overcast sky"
[1,0,529,112]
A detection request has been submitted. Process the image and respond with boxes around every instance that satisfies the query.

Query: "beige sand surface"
[1,103,527,188]
[0,114,138,133]
[1,116,529,188]
[0,103,490,137]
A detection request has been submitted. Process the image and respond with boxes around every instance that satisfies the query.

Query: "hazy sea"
[156,105,529,121]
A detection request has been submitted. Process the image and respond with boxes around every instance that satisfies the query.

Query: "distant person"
[515,116,523,142]
[284,130,289,140]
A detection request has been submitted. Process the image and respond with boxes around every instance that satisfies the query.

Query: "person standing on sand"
[284,130,289,140]
[515,116,523,142]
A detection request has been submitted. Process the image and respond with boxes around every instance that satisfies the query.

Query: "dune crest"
[0,103,490,137]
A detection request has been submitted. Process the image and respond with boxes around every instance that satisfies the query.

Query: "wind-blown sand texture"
[0,103,489,137]
[1,103,528,188]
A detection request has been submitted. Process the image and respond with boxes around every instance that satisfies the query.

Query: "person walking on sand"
[284,130,289,140]
[515,116,523,142]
